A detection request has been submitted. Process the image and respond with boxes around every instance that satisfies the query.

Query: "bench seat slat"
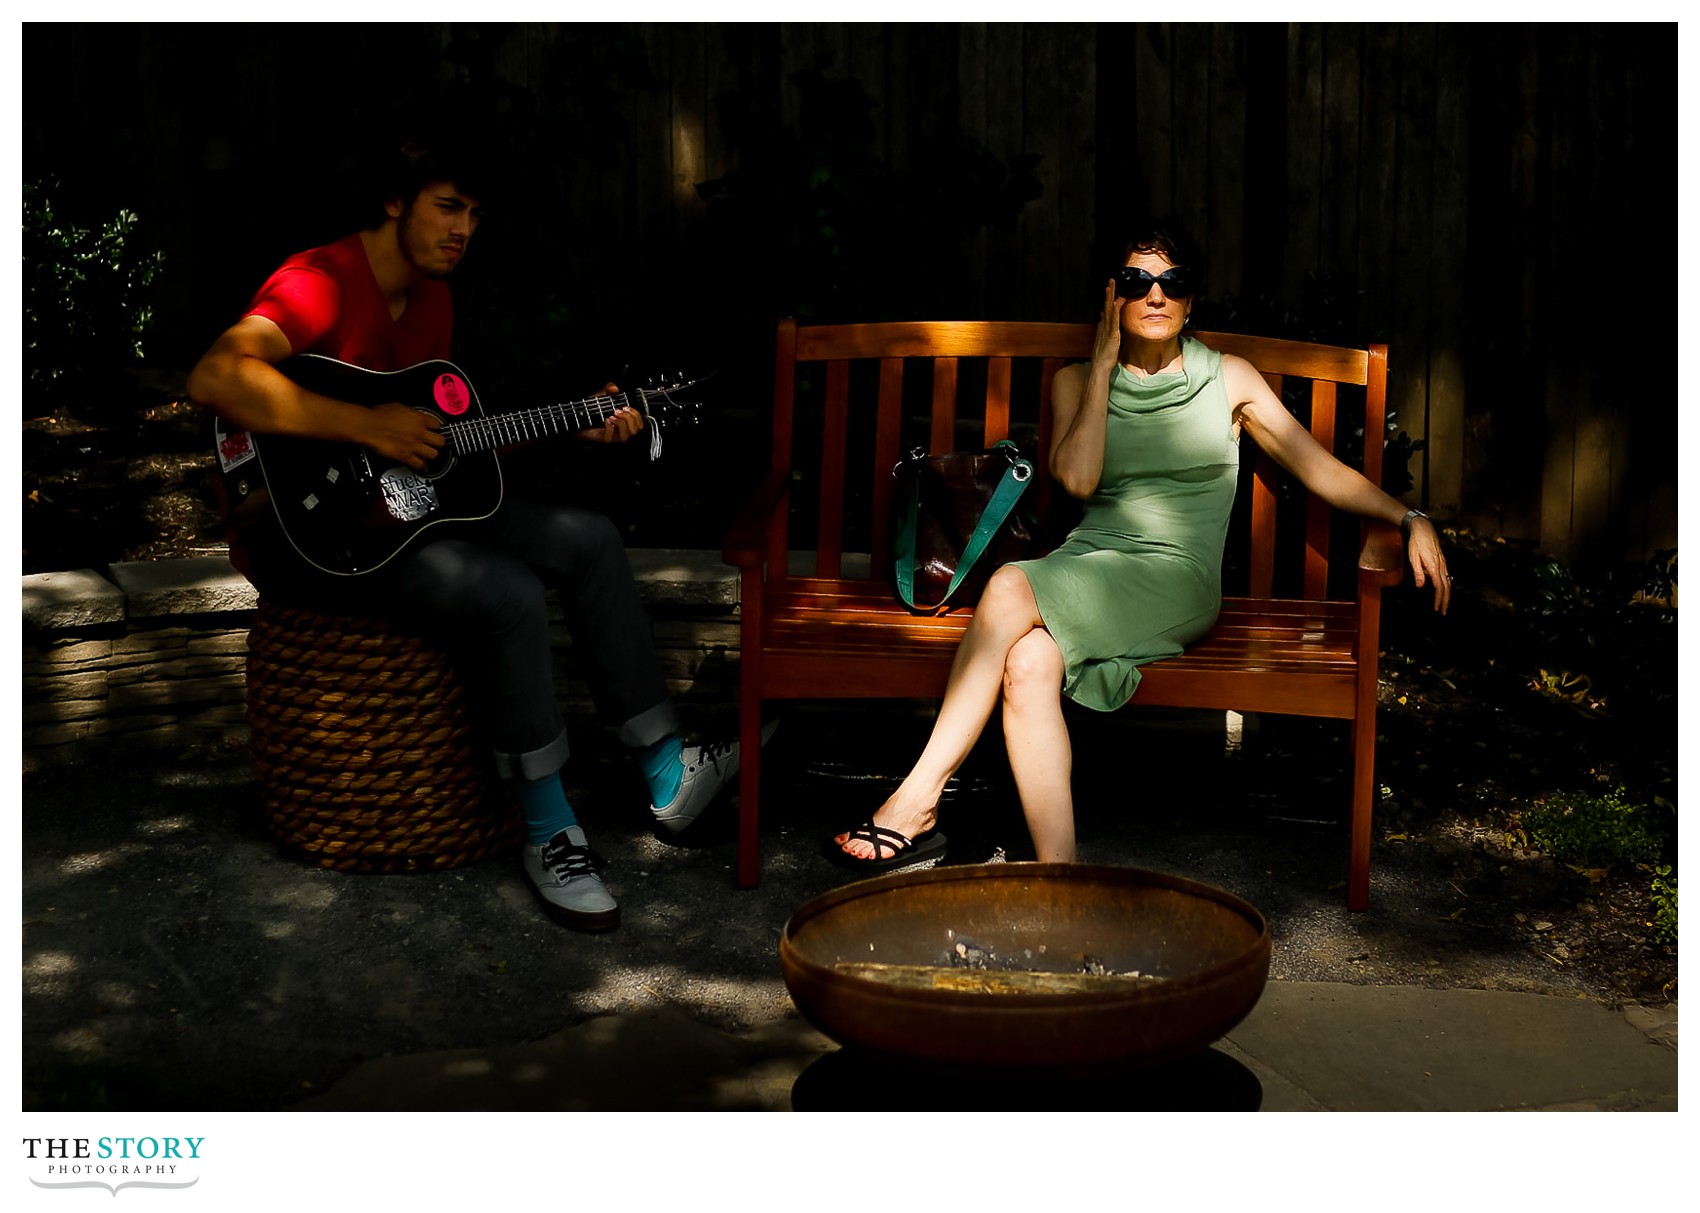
[757,586,1363,693]
[758,630,1358,670]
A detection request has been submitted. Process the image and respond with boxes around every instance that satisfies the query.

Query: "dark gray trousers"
[272,500,677,781]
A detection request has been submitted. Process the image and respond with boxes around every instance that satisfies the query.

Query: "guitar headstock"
[634,370,708,428]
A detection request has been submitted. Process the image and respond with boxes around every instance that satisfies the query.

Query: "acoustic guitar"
[212,354,701,576]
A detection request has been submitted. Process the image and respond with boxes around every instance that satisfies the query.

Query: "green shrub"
[22,178,164,405]
[1650,866,1677,946]
[1520,786,1665,870]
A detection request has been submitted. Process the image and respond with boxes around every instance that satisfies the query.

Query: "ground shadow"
[791,1045,1262,1111]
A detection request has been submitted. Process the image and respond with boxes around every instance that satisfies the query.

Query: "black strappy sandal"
[821,821,948,875]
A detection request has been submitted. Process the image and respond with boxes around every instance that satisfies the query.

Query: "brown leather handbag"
[891,441,1039,613]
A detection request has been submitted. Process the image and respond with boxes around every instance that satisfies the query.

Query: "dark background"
[21,21,1676,571]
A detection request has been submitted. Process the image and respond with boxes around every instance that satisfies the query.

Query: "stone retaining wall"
[22,551,743,760]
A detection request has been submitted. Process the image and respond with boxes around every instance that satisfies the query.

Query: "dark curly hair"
[1118,220,1206,288]
[362,130,497,227]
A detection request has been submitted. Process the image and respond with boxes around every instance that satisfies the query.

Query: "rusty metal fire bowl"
[780,863,1272,1071]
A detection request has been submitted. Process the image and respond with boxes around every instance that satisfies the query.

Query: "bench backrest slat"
[1250,451,1279,598]
[985,357,1013,444]
[1305,380,1339,599]
[1364,345,1389,486]
[1037,356,1063,523]
[769,318,800,580]
[769,321,1388,601]
[930,357,959,454]
[870,357,905,576]
[795,321,1097,360]
[816,359,851,578]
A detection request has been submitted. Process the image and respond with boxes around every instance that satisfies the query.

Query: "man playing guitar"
[187,134,739,932]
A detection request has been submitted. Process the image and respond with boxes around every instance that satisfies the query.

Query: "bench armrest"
[721,468,791,568]
[1357,519,1406,590]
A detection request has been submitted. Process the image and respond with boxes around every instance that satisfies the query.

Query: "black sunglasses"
[1112,266,1197,300]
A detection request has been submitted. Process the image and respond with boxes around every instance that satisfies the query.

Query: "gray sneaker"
[523,826,619,931]
[650,739,740,834]
[650,723,779,835]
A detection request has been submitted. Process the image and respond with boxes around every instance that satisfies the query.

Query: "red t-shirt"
[225,234,454,584]
[245,233,453,368]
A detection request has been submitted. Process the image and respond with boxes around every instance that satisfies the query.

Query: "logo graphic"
[433,372,471,415]
[23,1136,204,1197]
[379,467,440,521]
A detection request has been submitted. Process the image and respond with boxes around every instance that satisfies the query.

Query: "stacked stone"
[22,561,256,755]
[22,550,744,761]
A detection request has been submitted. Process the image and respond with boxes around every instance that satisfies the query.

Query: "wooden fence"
[28,22,1675,573]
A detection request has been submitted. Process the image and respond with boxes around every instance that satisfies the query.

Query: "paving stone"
[1622,1003,1678,1049]
[108,556,258,618]
[626,548,739,606]
[22,569,125,629]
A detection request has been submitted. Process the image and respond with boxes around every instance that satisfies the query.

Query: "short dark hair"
[360,130,496,227]
[385,136,490,207]
[1118,220,1206,287]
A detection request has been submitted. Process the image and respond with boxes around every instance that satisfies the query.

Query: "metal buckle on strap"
[893,446,928,477]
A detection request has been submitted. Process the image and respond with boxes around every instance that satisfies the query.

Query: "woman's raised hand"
[1092,279,1123,371]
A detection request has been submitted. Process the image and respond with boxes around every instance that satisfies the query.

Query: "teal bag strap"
[895,441,1033,611]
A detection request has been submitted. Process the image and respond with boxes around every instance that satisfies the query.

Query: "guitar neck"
[438,392,636,453]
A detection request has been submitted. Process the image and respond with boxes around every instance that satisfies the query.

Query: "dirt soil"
[23,387,230,573]
[21,390,1680,1013]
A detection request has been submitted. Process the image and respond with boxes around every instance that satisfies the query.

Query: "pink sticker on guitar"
[433,373,471,416]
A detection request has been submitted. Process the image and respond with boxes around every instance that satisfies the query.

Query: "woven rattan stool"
[244,598,522,873]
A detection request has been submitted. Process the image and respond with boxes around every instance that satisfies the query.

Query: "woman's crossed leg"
[834,564,1073,861]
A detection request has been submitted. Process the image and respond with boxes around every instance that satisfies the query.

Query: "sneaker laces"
[688,739,734,774]
[539,837,604,881]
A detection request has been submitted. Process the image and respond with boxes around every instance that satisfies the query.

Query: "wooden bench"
[722,319,1404,909]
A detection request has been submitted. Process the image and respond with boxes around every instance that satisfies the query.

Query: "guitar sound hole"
[418,406,456,479]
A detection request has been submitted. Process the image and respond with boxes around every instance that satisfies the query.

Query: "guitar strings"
[440,392,632,453]
[436,382,693,458]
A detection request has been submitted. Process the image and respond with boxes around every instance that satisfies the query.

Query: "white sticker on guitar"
[379,468,439,521]
[216,424,257,472]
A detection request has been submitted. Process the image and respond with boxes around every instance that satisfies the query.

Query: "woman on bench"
[824,224,1452,874]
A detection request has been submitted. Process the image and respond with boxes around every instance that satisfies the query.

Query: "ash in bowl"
[833,936,1160,995]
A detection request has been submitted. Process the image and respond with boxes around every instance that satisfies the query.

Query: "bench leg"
[1347,589,1384,912]
[1348,709,1375,912]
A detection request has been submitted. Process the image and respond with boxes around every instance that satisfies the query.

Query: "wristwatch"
[1400,508,1430,535]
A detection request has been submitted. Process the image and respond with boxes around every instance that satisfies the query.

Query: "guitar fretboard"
[441,394,634,453]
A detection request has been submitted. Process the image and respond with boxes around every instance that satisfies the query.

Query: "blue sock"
[516,773,578,845]
[641,735,684,808]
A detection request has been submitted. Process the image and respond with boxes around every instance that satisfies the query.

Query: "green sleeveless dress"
[1011,337,1239,710]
